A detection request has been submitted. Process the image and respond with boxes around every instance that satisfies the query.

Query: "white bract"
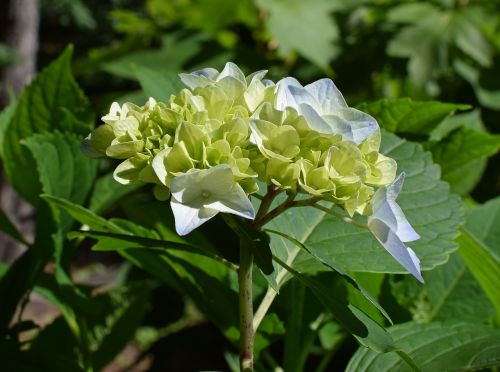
[170,164,256,236]
[275,77,378,144]
[367,173,423,282]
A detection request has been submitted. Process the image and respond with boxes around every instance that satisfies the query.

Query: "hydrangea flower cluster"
[83,63,422,282]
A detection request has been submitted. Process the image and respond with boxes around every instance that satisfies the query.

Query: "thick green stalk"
[238,237,254,372]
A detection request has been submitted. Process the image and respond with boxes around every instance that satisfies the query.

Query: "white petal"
[368,218,424,283]
[179,73,214,90]
[274,77,302,111]
[298,104,332,134]
[151,148,171,186]
[288,85,321,113]
[170,199,218,236]
[374,173,420,242]
[321,114,356,141]
[191,67,219,79]
[217,62,246,84]
[201,165,236,195]
[245,70,268,85]
[110,102,122,115]
[304,78,347,113]
[206,183,256,220]
[335,108,379,145]
[170,164,235,203]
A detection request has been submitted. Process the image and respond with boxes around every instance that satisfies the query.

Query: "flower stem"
[238,236,255,372]
[311,203,368,228]
[254,185,280,222]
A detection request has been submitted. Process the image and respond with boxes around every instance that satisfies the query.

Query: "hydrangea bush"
[83,62,423,370]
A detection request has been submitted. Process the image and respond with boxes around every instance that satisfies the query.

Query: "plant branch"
[254,194,319,229]
[254,185,280,222]
[311,203,368,228]
[239,237,255,372]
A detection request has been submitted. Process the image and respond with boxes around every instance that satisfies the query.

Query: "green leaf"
[135,66,185,102]
[88,173,142,214]
[45,195,234,268]
[265,228,391,324]
[42,194,124,232]
[0,101,17,157]
[52,194,241,344]
[25,132,99,209]
[452,11,492,68]
[102,34,205,79]
[24,131,100,339]
[387,3,439,24]
[458,232,500,320]
[120,198,241,342]
[429,109,484,142]
[390,252,495,324]
[256,0,339,69]
[428,110,487,195]
[267,131,463,281]
[0,204,56,335]
[272,255,397,354]
[2,46,93,204]
[464,196,500,260]
[386,10,449,86]
[0,208,27,245]
[346,321,500,371]
[27,317,82,372]
[90,283,152,370]
[0,263,8,279]
[347,272,386,326]
[454,59,500,110]
[428,128,500,195]
[457,197,500,320]
[357,98,469,136]
[68,230,237,270]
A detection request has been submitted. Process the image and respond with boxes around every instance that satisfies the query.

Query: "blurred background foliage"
[1,0,500,371]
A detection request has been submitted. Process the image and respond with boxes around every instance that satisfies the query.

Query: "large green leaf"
[429,128,500,195]
[391,252,495,324]
[2,46,93,204]
[25,131,98,282]
[25,132,99,210]
[346,321,500,371]
[357,98,469,136]
[267,131,463,284]
[255,0,339,69]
